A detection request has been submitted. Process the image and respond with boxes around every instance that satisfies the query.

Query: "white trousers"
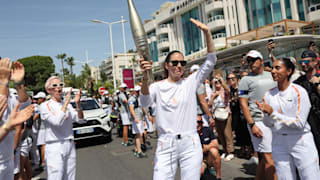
[0,160,14,180]
[272,132,320,180]
[153,132,203,180]
[45,139,76,180]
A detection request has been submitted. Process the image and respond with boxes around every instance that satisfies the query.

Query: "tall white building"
[99,53,139,84]
[143,0,320,75]
[89,66,100,83]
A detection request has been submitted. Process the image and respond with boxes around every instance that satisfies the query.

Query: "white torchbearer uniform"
[0,92,30,180]
[40,99,85,180]
[140,53,217,180]
[263,83,320,180]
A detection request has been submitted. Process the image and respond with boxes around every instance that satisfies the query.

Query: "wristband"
[249,122,255,129]
[13,80,25,86]
[0,82,9,87]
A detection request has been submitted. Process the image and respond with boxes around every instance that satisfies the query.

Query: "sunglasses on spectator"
[299,60,311,65]
[51,83,64,88]
[227,77,236,80]
[247,57,260,63]
[169,60,187,67]
[197,121,203,124]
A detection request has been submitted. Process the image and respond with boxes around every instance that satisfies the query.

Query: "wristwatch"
[249,122,255,128]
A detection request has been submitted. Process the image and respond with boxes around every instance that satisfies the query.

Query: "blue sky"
[0,0,171,75]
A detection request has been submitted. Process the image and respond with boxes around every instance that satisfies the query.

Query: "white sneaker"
[244,156,259,165]
[220,153,226,159]
[224,154,234,161]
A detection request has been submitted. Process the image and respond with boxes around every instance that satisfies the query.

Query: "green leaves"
[17,56,55,93]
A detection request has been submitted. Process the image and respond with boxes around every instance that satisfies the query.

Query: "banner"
[122,69,134,88]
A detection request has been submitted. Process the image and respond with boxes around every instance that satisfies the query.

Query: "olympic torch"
[127,0,154,83]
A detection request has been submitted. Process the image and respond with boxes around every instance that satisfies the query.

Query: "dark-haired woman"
[257,58,320,180]
[140,18,217,180]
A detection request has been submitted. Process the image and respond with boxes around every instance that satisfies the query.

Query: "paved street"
[32,129,256,180]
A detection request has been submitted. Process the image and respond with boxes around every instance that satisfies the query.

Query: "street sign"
[99,87,106,95]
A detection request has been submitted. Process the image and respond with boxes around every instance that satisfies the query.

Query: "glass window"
[284,0,292,19]
[297,0,305,20]
[272,0,282,22]
[251,0,258,29]
[181,7,202,56]
[245,0,252,30]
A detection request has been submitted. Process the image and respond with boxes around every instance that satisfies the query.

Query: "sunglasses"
[51,83,64,88]
[197,121,203,124]
[299,60,310,65]
[227,77,236,80]
[247,57,260,63]
[170,60,187,67]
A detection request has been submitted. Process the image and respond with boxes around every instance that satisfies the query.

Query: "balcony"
[205,0,223,13]
[212,33,226,49]
[158,24,169,35]
[207,15,225,31]
[158,52,169,62]
[308,4,320,23]
[157,38,169,50]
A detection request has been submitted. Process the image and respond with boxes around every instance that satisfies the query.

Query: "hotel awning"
[227,19,315,42]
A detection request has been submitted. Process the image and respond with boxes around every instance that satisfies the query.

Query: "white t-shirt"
[40,99,85,143]
[140,53,217,136]
[263,83,311,135]
[0,94,31,164]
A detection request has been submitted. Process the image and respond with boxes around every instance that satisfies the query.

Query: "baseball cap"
[103,90,109,95]
[119,83,127,88]
[116,90,120,93]
[134,86,141,91]
[246,50,263,60]
[301,50,316,59]
[129,88,134,92]
[190,64,200,73]
[34,92,46,99]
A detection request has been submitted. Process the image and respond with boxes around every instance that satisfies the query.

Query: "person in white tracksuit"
[40,76,85,180]
[140,18,217,180]
[257,57,320,180]
[0,59,32,180]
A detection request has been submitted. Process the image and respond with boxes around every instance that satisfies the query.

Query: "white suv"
[71,98,112,142]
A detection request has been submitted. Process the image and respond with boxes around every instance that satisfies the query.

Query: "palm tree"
[56,53,67,82]
[65,57,75,75]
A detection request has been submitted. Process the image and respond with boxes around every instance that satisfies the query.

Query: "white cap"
[246,50,263,60]
[103,90,109,95]
[116,90,120,93]
[34,92,46,99]
[119,83,127,88]
[134,86,141,91]
[190,64,200,72]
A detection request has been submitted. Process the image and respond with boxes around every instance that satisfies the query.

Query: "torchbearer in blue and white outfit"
[140,18,217,180]
[40,76,85,180]
[257,57,320,180]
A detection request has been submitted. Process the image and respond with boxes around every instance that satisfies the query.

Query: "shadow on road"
[240,163,257,176]
[75,137,113,149]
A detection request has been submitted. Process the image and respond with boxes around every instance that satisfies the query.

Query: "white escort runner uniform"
[119,91,130,126]
[40,99,85,180]
[263,83,320,180]
[141,53,217,180]
[0,93,30,180]
[128,93,144,134]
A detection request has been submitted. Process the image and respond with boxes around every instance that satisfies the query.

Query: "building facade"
[99,53,139,84]
[143,0,320,74]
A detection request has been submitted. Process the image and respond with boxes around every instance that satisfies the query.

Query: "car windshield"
[71,99,100,110]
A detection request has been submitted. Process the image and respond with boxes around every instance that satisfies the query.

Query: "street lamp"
[91,18,128,90]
